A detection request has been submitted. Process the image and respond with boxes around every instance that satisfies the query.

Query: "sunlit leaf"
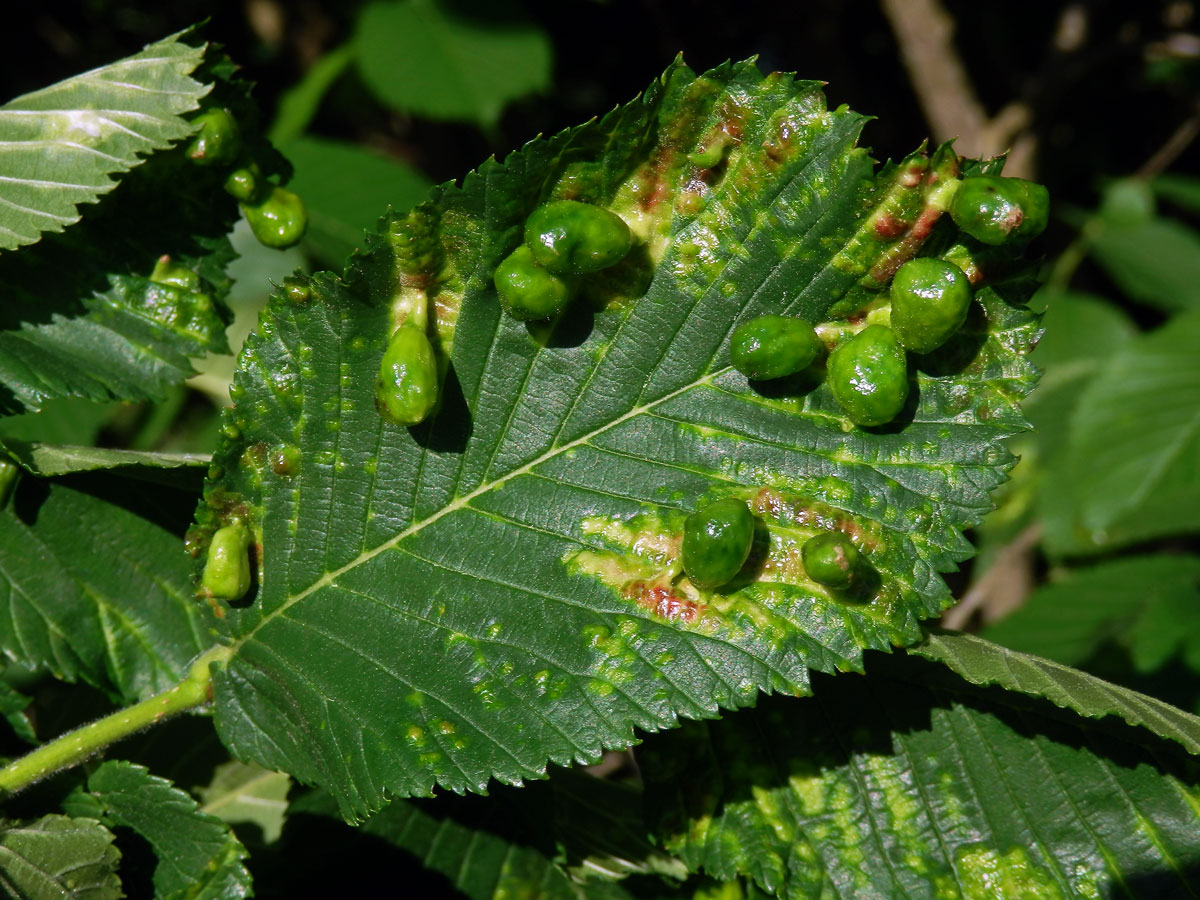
[198,59,1040,819]
[0,32,207,251]
[641,651,1200,899]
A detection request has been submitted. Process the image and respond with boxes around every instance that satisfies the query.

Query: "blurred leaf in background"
[1040,308,1200,555]
[279,135,430,266]
[984,555,1200,673]
[353,0,551,130]
[1087,177,1200,312]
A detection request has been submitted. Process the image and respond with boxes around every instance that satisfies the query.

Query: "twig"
[0,647,232,798]
[584,749,633,779]
[942,522,1043,631]
[880,0,988,154]
[1137,101,1200,179]
[881,0,1085,177]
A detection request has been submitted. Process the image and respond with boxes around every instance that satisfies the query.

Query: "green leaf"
[200,59,1040,818]
[280,135,431,266]
[0,814,120,900]
[0,31,208,251]
[0,677,36,744]
[0,145,239,412]
[288,784,641,900]
[1154,173,1200,213]
[68,761,251,900]
[640,651,1200,899]
[0,476,214,704]
[197,760,291,844]
[982,556,1200,675]
[1041,309,1200,555]
[912,630,1200,754]
[2,441,208,477]
[0,39,294,413]
[1086,217,1200,311]
[1024,289,1136,464]
[354,0,552,128]
[268,44,354,144]
[0,398,118,446]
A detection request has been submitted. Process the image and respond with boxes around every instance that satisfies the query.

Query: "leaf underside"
[199,58,1041,818]
[641,651,1200,900]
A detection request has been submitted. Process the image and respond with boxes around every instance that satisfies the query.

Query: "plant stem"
[268,42,355,145]
[0,645,232,798]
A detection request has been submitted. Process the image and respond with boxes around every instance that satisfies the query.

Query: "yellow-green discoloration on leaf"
[955,845,1065,900]
[566,482,914,649]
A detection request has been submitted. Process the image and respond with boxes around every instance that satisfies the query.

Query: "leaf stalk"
[0,645,232,798]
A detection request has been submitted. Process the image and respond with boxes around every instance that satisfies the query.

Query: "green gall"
[802,532,861,589]
[201,523,252,601]
[224,163,262,203]
[375,325,439,426]
[949,175,1050,245]
[730,315,821,380]
[149,254,201,292]
[827,324,909,427]
[389,206,444,276]
[687,134,732,168]
[282,277,311,304]
[682,498,755,590]
[889,257,973,353]
[524,200,632,275]
[270,446,301,476]
[185,107,241,167]
[493,245,572,321]
[242,186,308,249]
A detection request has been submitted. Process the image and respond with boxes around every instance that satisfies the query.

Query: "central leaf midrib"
[229,368,724,653]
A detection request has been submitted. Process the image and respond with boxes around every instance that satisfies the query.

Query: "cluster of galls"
[493,200,633,320]
[373,200,637,429]
[185,107,307,249]
[681,498,862,592]
[731,174,1049,427]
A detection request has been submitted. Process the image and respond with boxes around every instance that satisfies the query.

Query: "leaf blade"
[68,760,252,900]
[1043,309,1200,554]
[0,32,208,251]
[0,476,213,704]
[354,0,551,128]
[203,60,1041,818]
[641,652,1200,899]
[0,815,121,900]
[913,630,1200,755]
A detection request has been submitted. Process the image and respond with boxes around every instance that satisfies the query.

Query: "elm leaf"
[198,58,1042,819]
[0,31,207,251]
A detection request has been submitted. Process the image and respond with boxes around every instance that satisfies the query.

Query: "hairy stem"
[0,645,232,798]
